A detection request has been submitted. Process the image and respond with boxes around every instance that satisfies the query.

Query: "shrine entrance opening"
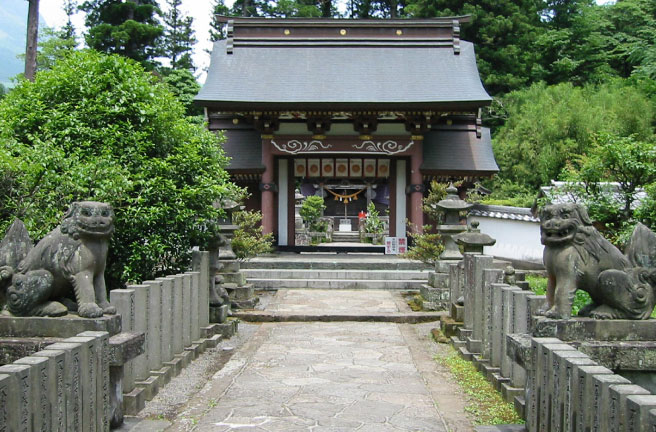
[300,178,390,235]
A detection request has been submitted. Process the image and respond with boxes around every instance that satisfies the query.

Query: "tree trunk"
[321,0,332,17]
[24,0,39,81]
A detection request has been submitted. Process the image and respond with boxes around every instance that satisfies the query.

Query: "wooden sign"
[308,159,321,177]
[364,159,376,177]
[294,159,307,177]
[322,158,334,177]
[378,159,390,177]
[349,159,362,177]
[335,158,349,177]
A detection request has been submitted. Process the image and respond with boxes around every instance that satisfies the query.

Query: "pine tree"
[61,0,78,41]
[80,0,164,69]
[162,0,196,70]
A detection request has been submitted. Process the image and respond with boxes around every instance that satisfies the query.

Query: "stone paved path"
[133,290,473,432]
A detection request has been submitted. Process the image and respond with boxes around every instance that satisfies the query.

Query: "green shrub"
[364,202,385,235]
[300,195,326,232]
[403,224,444,266]
[0,50,240,287]
[526,274,592,316]
[231,210,273,260]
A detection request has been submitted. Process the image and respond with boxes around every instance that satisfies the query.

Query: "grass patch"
[407,294,424,311]
[526,274,592,316]
[526,274,656,318]
[435,347,523,425]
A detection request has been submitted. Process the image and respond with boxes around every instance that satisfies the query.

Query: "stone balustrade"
[0,250,234,430]
[109,250,226,417]
[448,253,656,432]
[0,331,111,431]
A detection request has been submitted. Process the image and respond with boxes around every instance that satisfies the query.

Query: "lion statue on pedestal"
[539,203,656,320]
[0,201,116,318]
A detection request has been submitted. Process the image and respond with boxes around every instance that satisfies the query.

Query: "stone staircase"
[241,255,431,290]
[330,231,361,243]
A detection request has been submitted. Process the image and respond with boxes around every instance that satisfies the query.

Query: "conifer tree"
[162,0,196,70]
[80,0,164,69]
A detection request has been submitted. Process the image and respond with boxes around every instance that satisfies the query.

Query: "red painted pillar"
[261,137,275,236]
[409,139,424,234]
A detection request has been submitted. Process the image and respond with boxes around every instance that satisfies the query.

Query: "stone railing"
[0,330,111,431]
[0,250,235,430]
[109,250,235,418]
[445,253,656,431]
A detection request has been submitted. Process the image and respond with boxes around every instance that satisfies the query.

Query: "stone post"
[194,251,211,329]
[481,268,503,361]
[64,335,101,432]
[13,356,49,431]
[0,364,31,432]
[171,275,184,355]
[128,285,150,383]
[78,331,110,432]
[462,253,476,330]
[154,278,174,364]
[44,341,84,431]
[182,274,193,347]
[31,349,67,431]
[140,282,162,372]
[110,289,136,392]
[186,271,201,341]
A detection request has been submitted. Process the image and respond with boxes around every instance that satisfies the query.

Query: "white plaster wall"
[468,216,543,264]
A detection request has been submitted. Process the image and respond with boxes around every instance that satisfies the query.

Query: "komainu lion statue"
[0,201,117,318]
[540,203,656,320]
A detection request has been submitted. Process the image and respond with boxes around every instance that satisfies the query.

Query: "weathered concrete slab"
[0,314,121,338]
[532,318,656,341]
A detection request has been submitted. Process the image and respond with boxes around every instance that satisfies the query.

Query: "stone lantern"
[435,184,473,262]
[452,221,496,255]
[215,199,258,312]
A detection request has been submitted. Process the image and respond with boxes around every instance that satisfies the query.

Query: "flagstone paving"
[128,289,474,432]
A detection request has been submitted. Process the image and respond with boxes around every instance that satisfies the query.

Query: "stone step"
[248,278,424,290]
[244,268,429,281]
[241,257,430,271]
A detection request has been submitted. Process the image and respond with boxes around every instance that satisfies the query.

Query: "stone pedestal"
[210,305,229,324]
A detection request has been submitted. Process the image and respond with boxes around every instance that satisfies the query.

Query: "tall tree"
[209,0,232,42]
[61,0,78,41]
[162,0,196,70]
[80,0,164,69]
[404,0,543,95]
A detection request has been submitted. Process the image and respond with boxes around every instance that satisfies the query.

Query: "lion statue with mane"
[0,201,117,318]
[540,203,656,320]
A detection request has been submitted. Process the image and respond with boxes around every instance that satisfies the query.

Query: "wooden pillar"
[408,138,424,234]
[261,137,275,236]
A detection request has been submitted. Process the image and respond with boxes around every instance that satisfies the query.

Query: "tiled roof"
[421,128,498,175]
[470,204,540,222]
[196,39,491,108]
[221,129,265,172]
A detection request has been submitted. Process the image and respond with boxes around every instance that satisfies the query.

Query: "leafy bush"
[231,210,273,260]
[0,50,239,287]
[526,274,591,316]
[404,224,444,266]
[364,201,385,235]
[299,195,326,232]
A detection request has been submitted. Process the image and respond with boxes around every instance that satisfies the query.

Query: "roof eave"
[195,100,492,111]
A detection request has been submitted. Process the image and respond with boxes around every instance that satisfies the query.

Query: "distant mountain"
[0,0,28,87]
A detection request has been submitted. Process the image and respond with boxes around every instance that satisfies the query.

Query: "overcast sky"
[38,0,227,82]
